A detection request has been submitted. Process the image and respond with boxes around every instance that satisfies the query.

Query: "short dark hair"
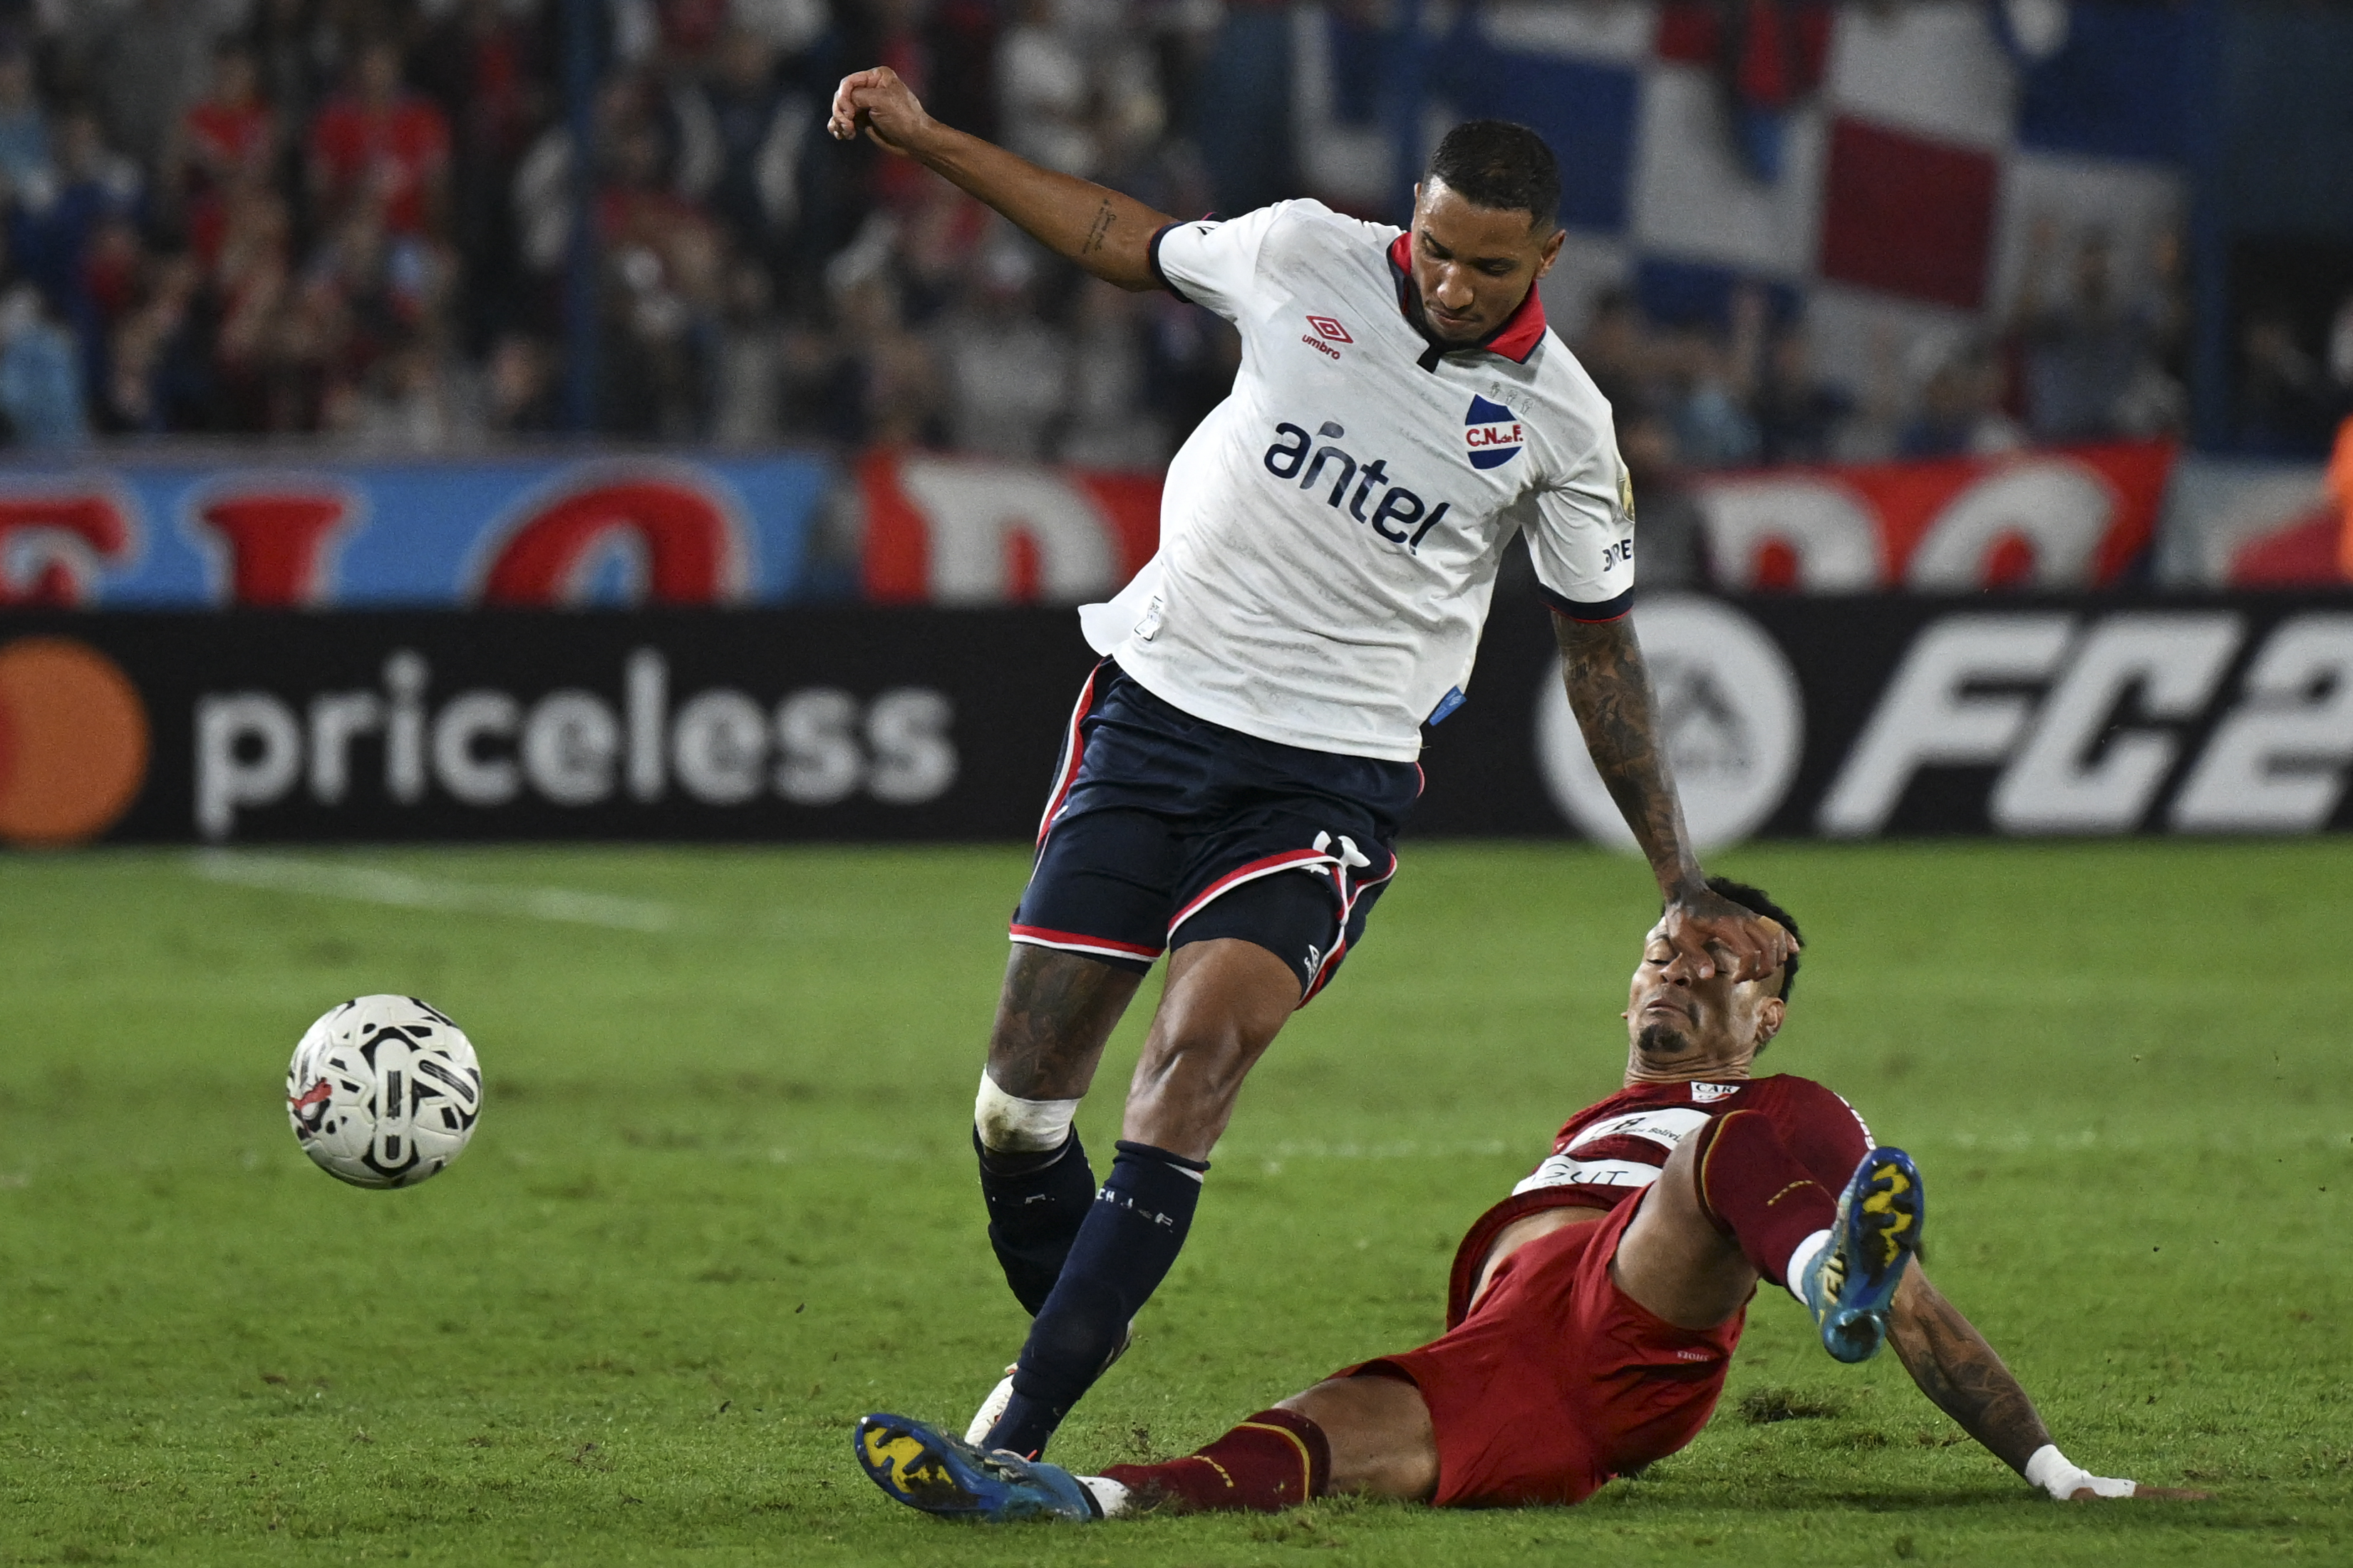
[1427,120,1560,229]
[1702,875,1802,1004]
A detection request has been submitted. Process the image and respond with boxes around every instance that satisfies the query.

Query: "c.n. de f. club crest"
[1464,395,1524,470]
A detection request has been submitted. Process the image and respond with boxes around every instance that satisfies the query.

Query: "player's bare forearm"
[827,66,1172,290]
[1553,611,1700,899]
[915,129,1169,290]
[1888,1270,2053,1475]
[1553,611,1796,982]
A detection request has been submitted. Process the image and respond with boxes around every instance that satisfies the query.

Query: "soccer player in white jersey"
[828,66,1799,1461]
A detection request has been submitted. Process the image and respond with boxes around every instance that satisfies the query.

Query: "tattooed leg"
[973,945,1146,1319]
[986,943,1144,1100]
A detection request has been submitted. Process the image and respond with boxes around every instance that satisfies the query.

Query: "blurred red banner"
[1695,441,2176,593]
[860,450,1161,606]
[857,443,2180,604]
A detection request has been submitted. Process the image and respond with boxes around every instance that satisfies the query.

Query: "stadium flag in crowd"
[1293,0,2188,381]
[0,453,834,608]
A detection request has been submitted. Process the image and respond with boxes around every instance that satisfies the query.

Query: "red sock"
[1096,1408,1330,1513]
[1692,1109,1839,1286]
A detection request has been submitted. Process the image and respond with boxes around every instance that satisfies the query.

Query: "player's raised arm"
[1551,611,1796,983]
[827,66,1175,292]
[1886,1268,2206,1501]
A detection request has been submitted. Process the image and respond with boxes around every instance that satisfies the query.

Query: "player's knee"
[1278,1376,1439,1502]
[1653,1133,1711,1220]
[1137,1019,1268,1101]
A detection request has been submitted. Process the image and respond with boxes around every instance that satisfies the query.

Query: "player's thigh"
[1013,804,1185,972]
[1168,866,1340,996]
[1137,934,1303,1080]
[1172,803,1408,1006]
[1609,1135,1755,1331]
[994,806,1182,1096]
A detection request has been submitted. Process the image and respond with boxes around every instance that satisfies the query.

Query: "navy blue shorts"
[1012,661,1422,1002]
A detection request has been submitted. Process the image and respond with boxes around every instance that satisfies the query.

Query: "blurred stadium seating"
[0,0,2346,602]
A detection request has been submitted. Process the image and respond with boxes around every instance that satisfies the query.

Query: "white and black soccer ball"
[286,995,482,1188]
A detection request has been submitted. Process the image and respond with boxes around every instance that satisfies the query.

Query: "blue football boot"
[854,1413,1099,1523]
[1799,1146,1925,1364]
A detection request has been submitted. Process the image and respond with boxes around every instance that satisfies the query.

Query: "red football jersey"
[186,100,273,176]
[1445,1074,1873,1326]
[309,95,450,236]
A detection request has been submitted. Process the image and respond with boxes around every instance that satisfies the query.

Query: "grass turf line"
[0,840,2347,1566]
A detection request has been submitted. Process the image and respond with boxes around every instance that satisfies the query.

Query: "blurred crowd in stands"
[0,0,2347,477]
[0,0,1240,455]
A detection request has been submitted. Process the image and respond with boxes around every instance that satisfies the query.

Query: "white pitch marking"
[188,851,680,933]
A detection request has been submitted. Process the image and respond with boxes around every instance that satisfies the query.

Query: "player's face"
[1407,180,1566,346]
[1624,922,1786,1069]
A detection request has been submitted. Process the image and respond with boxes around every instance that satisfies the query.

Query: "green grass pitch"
[2,839,2347,1567]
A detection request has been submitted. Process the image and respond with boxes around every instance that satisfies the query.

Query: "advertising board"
[0,453,834,608]
[2,594,2346,848]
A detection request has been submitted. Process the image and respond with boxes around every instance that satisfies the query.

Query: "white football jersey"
[1077,198,1635,762]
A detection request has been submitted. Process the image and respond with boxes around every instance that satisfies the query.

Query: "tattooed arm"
[1888,1268,2206,1498]
[1553,611,1794,982]
[828,66,1174,290]
[1887,1267,2052,1473]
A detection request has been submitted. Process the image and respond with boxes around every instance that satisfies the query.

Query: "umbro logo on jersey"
[1301,316,1351,360]
[1465,395,1524,469]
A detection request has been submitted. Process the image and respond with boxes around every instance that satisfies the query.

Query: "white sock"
[1782,1227,1833,1306]
[1077,1475,1132,1517]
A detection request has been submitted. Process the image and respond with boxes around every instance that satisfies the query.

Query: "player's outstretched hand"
[828,66,933,157]
[2029,1450,2208,1502]
[1659,886,1798,984]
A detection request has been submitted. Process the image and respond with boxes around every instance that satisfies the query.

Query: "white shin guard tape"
[974,1071,1080,1154]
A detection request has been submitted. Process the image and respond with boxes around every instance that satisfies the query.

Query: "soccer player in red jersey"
[857,879,2208,1520]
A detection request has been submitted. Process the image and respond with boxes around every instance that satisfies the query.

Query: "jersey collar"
[1386,231,1548,367]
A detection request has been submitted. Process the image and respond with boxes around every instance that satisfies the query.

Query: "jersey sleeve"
[1147,203,1296,323]
[1524,433,1638,622]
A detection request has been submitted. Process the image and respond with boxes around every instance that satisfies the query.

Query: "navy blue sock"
[983,1141,1207,1458]
[976,1127,1097,1316]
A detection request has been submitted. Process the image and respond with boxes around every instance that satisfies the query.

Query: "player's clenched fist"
[829,66,933,157]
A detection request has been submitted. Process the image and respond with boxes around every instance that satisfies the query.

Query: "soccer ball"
[286,995,482,1188]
